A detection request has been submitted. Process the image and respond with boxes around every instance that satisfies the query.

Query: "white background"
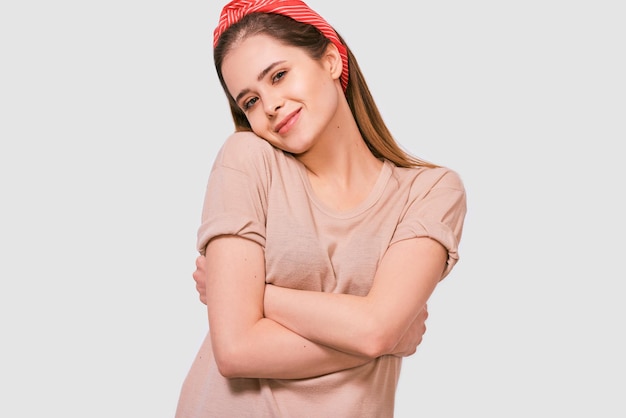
[1,1,624,417]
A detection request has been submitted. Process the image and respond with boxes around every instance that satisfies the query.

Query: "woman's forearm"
[264,238,447,357]
[203,236,373,379]
[219,315,372,379]
[263,286,381,357]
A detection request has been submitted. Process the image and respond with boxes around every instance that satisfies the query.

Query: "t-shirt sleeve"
[196,132,271,255]
[390,168,467,280]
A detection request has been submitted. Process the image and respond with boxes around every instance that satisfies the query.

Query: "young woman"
[175,1,467,417]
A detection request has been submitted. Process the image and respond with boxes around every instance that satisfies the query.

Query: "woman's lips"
[275,109,301,134]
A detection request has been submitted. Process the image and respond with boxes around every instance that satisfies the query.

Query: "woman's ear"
[323,43,343,81]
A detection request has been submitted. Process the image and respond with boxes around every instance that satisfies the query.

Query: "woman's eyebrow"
[235,60,286,103]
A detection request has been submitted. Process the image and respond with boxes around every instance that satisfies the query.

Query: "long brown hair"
[214,13,436,168]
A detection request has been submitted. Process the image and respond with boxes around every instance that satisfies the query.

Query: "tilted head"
[213,0,349,131]
[212,0,436,168]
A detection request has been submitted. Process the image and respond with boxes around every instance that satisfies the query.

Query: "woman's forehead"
[223,34,304,72]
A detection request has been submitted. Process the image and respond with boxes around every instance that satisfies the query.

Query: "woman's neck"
[295,116,384,212]
[296,97,380,184]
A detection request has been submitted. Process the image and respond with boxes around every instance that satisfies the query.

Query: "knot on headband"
[213,0,349,91]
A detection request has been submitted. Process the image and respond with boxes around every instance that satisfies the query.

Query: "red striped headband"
[213,0,349,91]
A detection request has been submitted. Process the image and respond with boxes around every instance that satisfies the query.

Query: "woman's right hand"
[389,304,428,357]
[193,255,207,305]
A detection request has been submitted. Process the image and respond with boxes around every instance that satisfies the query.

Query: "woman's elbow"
[356,321,400,358]
[213,344,248,378]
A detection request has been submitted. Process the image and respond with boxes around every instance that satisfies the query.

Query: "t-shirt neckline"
[296,159,393,219]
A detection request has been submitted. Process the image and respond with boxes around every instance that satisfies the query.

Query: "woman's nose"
[264,95,283,118]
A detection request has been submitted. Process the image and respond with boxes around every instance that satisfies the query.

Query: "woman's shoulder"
[219,130,275,157]
[215,131,281,171]
[393,164,465,193]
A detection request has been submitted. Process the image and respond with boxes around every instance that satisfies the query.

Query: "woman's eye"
[243,97,258,110]
[272,71,286,83]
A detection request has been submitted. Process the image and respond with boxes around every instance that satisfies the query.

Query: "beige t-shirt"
[176,132,467,418]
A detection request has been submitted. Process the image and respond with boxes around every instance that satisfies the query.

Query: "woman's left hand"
[389,304,428,357]
[192,255,207,305]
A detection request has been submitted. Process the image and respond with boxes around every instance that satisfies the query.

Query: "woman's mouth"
[274,109,301,134]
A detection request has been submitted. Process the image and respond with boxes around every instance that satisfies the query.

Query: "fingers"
[195,280,207,305]
[418,304,429,323]
[196,255,204,269]
[192,267,203,283]
[193,255,207,283]
[193,255,208,305]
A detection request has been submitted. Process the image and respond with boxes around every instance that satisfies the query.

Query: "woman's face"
[221,34,343,155]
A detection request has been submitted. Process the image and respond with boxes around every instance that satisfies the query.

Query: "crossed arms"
[193,234,446,379]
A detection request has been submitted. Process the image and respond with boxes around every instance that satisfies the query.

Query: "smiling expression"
[221,34,344,155]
